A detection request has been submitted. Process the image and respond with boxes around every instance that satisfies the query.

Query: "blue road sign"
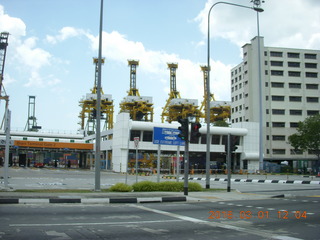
[153,127,185,146]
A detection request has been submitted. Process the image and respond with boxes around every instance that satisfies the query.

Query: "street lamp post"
[205,1,263,189]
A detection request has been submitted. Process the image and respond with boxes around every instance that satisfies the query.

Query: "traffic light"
[91,109,97,118]
[230,135,240,152]
[190,122,201,143]
[178,117,189,141]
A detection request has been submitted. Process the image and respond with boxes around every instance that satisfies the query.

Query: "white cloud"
[46,27,86,44]
[0,5,26,37]
[195,0,320,49]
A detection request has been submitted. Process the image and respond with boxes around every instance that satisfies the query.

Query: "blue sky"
[1,0,319,133]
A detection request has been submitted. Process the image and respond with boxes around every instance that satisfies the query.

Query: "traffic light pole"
[227,133,231,192]
[183,134,189,196]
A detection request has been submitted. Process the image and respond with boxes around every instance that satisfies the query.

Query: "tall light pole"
[95,0,104,191]
[205,1,263,189]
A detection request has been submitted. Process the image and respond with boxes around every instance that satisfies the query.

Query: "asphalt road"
[0,197,319,240]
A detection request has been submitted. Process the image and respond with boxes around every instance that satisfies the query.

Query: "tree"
[288,114,320,170]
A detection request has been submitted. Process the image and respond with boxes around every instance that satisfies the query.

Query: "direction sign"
[153,127,185,146]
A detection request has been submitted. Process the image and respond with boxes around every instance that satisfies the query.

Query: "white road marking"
[132,205,303,240]
[10,219,182,227]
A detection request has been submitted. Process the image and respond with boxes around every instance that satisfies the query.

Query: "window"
[287,52,300,58]
[273,149,286,155]
[143,131,153,142]
[291,149,303,155]
[272,122,285,127]
[288,62,300,68]
[130,130,140,141]
[271,82,284,88]
[307,110,319,116]
[290,122,299,128]
[271,70,284,76]
[270,61,283,66]
[307,97,319,103]
[272,109,285,115]
[288,71,301,77]
[290,109,302,115]
[306,72,318,78]
[305,63,317,68]
[304,53,316,59]
[289,96,302,102]
[201,134,207,144]
[306,84,318,89]
[272,135,285,141]
[289,83,301,89]
[272,95,285,101]
[212,135,220,145]
[270,51,283,57]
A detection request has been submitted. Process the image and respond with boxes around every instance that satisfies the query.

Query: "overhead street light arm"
[205,1,264,189]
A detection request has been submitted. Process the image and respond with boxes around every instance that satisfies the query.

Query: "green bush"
[132,181,202,192]
[132,181,157,192]
[109,183,132,192]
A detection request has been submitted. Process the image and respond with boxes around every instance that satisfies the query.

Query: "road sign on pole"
[153,127,185,146]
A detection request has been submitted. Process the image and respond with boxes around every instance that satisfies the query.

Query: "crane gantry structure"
[200,65,231,123]
[79,58,114,136]
[0,32,9,130]
[161,63,201,123]
[119,60,153,121]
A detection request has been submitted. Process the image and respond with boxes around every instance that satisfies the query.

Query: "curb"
[183,177,320,184]
[0,196,187,205]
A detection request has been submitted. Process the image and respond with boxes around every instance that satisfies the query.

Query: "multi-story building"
[231,36,320,171]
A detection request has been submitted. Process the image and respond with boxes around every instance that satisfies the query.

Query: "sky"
[0,0,319,133]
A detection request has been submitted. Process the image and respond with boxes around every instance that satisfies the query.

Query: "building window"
[270,51,283,57]
[289,83,301,89]
[130,130,140,141]
[287,52,300,58]
[143,131,153,142]
[290,109,302,115]
[272,135,286,141]
[272,95,285,101]
[306,84,318,89]
[271,70,284,76]
[289,96,302,102]
[290,122,299,128]
[288,62,300,68]
[270,61,283,66]
[304,53,317,59]
[272,149,286,155]
[201,134,207,144]
[272,122,285,127]
[307,97,319,103]
[272,109,285,115]
[271,82,284,88]
[291,149,303,155]
[212,135,220,145]
[305,63,317,68]
[307,110,319,116]
[306,72,318,78]
[288,71,301,77]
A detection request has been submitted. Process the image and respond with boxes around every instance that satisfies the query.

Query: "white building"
[97,113,260,173]
[231,36,319,170]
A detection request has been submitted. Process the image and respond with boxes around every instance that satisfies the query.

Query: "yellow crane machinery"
[0,32,10,130]
[161,63,201,123]
[79,58,114,136]
[200,65,231,123]
[119,60,154,121]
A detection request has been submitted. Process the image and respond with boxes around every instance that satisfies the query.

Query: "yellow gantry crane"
[79,58,114,136]
[161,63,201,123]
[119,60,153,121]
[200,65,231,123]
